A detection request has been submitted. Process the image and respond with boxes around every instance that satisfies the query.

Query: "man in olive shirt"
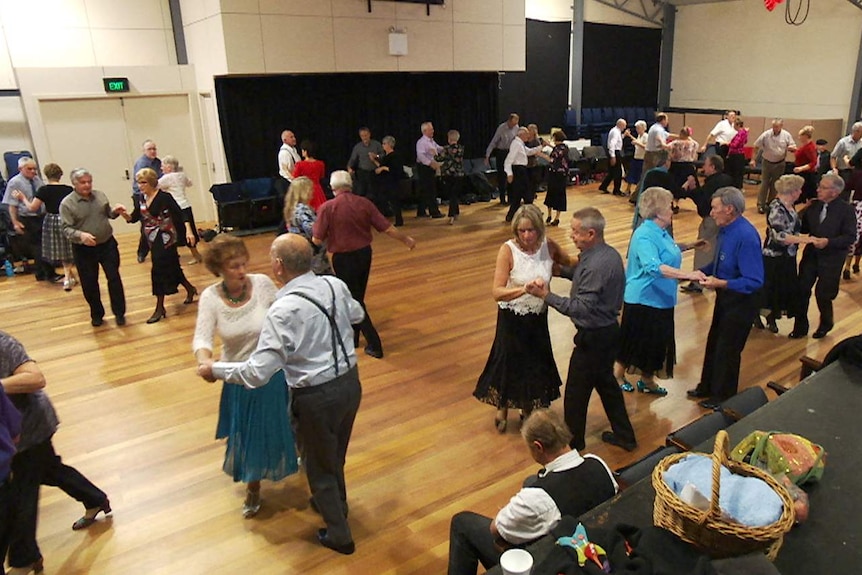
[526,207,637,452]
[60,168,128,327]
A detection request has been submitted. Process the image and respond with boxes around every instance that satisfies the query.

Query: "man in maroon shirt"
[313,170,416,358]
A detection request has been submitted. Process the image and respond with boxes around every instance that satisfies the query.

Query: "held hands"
[699,276,726,290]
[11,190,23,201]
[688,270,708,282]
[810,237,829,249]
[524,278,549,298]
[197,359,216,382]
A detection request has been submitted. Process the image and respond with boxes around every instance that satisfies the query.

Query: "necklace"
[222,280,247,304]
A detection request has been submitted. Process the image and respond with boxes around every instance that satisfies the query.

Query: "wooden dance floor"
[1,181,859,574]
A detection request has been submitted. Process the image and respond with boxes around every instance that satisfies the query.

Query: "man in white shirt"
[198,234,365,555]
[276,130,301,200]
[504,127,549,222]
[599,119,626,196]
[446,409,617,575]
[751,119,797,213]
[700,110,738,158]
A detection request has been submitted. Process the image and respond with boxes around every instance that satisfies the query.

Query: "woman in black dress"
[543,130,568,226]
[12,163,78,290]
[371,135,404,227]
[123,168,197,323]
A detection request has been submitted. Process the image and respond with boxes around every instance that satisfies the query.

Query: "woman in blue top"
[615,187,707,395]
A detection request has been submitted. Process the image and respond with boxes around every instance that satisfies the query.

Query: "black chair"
[583,145,609,179]
[567,147,585,184]
[614,445,681,489]
[666,412,729,451]
[717,386,768,422]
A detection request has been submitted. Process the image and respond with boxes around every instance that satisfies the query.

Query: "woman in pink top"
[726,119,749,189]
[292,139,327,211]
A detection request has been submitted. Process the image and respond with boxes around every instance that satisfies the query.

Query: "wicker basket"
[652,430,795,560]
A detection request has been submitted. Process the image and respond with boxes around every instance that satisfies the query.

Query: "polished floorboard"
[2,181,859,574]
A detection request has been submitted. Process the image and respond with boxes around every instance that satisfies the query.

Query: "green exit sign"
[103,77,130,93]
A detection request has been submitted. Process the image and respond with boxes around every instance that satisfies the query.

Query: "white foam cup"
[499,548,533,575]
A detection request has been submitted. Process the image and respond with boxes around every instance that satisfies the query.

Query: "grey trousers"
[694,217,719,270]
[291,367,362,545]
[757,160,785,208]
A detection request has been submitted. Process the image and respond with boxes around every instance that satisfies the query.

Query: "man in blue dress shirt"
[687,187,764,408]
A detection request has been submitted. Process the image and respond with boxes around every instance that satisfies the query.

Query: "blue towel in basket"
[663,454,783,527]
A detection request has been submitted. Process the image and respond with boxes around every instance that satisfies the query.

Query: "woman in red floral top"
[793,125,818,202]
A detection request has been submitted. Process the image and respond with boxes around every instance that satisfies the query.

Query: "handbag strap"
[288,278,351,376]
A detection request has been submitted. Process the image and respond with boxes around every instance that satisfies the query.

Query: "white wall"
[672,0,862,122]
[527,0,661,28]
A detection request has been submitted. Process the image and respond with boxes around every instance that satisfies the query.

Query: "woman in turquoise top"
[615,187,707,395]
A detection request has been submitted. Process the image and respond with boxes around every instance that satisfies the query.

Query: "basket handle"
[707,430,730,521]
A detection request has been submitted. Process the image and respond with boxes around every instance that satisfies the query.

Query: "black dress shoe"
[430,213,445,219]
[698,398,721,410]
[599,187,609,194]
[317,529,355,555]
[813,324,834,339]
[137,254,146,263]
[613,190,625,196]
[364,346,384,359]
[91,318,104,327]
[788,329,808,339]
[600,431,637,452]
[115,316,126,326]
[686,387,710,399]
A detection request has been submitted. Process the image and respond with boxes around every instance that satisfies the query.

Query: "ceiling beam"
[590,0,666,25]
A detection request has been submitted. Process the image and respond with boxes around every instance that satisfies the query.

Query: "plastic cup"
[499,548,533,575]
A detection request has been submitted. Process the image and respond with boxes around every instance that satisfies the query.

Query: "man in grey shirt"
[751,119,796,213]
[347,127,384,199]
[199,233,365,555]
[60,168,128,327]
[526,207,637,452]
[830,121,862,188]
[485,113,520,205]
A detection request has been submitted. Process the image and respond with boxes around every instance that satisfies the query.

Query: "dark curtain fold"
[215,72,498,182]
[499,19,571,132]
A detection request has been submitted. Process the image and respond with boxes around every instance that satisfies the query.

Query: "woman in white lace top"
[192,235,298,518]
[474,204,572,433]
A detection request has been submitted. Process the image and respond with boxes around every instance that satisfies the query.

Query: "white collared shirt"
[607,126,623,155]
[504,138,542,176]
[278,144,301,180]
[709,119,737,145]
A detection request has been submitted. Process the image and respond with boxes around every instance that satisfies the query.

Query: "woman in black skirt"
[474,205,571,432]
[543,130,568,226]
[755,174,808,333]
[614,187,707,395]
[122,168,197,323]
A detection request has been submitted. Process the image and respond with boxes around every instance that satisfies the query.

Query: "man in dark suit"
[680,155,734,294]
[791,173,858,339]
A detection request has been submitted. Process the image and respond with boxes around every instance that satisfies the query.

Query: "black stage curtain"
[499,19,570,132]
[582,22,661,107]
[215,73,498,181]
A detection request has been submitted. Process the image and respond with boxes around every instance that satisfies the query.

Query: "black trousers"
[696,290,757,400]
[564,323,636,451]
[379,181,403,226]
[493,148,509,202]
[353,169,375,198]
[796,250,844,331]
[72,237,126,322]
[441,175,465,217]
[600,151,623,193]
[14,216,54,279]
[725,153,747,189]
[331,246,382,352]
[505,165,531,222]
[415,164,442,217]
[447,511,501,575]
[8,437,106,568]
[291,367,361,546]
[715,143,730,159]
[0,476,11,567]
[131,193,149,259]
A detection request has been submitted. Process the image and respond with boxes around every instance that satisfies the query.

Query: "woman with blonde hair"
[755,174,808,333]
[280,176,331,274]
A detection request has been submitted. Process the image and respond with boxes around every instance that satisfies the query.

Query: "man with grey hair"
[700,110,738,159]
[485,113,520,204]
[60,169,128,327]
[415,121,445,219]
[313,170,415,359]
[751,119,796,214]
[599,119,627,195]
[197,233,365,555]
[347,127,383,199]
[132,139,161,262]
[687,187,763,408]
[829,121,862,187]
[525,207,637,452]
[790,173,857,339]
[1,157,59,281]
[504,127,550,223]
[276,129,301,201]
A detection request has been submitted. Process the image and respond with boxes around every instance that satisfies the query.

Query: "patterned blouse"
[763,198,801,258]
[549,143,569,174]
[436,143,465,177]
[669,138,699,163]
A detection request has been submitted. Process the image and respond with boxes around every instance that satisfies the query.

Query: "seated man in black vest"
[446,409,618,575]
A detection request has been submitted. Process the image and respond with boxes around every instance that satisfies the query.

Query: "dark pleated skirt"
[150,237,186,296]
[618,303,675,379]
[474,308,562,410]
[760,255,800,318]
[626,158,644,184]
[544,171,568,211]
